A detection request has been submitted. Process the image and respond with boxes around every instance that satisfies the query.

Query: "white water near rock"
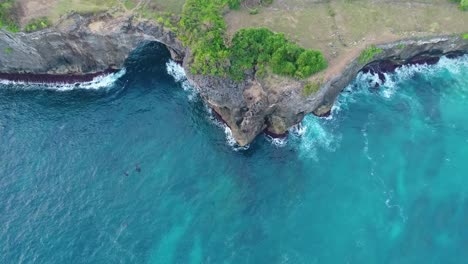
[165,60,198,101]
[0,69,126,91]
[165,59,251,151]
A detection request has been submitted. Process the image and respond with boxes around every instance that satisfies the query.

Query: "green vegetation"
[4,47,13,54]
[0,0,19,32]
[396,43,406,49]
[179,0,231,76]
[249,8,259,15]
[24,17,51,32]
[450,0,468,10]
[123,0,137,10]
[230,28,327,80]
[52,0,120,20]
[358,45,383,65]
[179,0,327,80]
[303,81,321,97]
[463,33,468,39]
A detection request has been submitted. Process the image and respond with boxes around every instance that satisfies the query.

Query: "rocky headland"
[0,13,467,146]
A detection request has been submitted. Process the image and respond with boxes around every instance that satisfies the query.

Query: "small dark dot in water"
[135,164,141,173]
[124,171,129,177]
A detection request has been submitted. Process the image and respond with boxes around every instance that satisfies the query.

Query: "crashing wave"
[353,55,468,99]
[165,60,198,101]
[0,69,126,91]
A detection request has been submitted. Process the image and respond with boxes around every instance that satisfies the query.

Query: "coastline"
[1,13,467,145]
[0,69,119,84]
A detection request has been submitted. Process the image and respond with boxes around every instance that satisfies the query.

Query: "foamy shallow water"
[1,42,467,263]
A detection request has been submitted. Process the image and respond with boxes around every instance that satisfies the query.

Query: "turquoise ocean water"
[1,43,468,263]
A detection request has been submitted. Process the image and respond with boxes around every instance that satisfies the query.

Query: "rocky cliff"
[0,13,184,76]
[185,35,468,146]
[1,13,467,146]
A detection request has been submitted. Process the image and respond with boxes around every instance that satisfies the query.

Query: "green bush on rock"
[450,0,468,10]
[303,81,321,97]
[179,0,327,80]
[24,17,51,32]
[358,45,383,65]
[0,0,19,32]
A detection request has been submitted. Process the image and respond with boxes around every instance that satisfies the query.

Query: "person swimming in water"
[124,171,129,177]
[135,164,141,173]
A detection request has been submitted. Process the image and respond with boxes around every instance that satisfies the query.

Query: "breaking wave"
[165,60,197,101]
[0,69,126,91]
[292,54,468,157]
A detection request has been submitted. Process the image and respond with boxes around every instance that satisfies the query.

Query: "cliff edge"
[0,12,467,146]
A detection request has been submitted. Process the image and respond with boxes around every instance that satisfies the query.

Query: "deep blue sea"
[1,42,468,263]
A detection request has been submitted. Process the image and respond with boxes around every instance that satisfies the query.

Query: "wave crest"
[0,69,126,91]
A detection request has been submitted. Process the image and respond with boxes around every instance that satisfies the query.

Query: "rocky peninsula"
[1,0,467,146]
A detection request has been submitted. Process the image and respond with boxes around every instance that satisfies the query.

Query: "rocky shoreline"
[1,13,467,146]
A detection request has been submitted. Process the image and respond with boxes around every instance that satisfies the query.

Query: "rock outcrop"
[0,13,184,76]
[313,36,468,118]
[185,35,468,145]
[1,13,467,146]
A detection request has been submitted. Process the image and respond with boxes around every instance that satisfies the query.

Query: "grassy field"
[225,0,468,80]
[16,0,186,24]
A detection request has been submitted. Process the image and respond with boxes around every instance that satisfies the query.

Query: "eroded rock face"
[0,13,184,75]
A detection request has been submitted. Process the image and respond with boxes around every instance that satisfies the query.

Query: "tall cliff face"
[0,13,184,75]
[0,13,467,146]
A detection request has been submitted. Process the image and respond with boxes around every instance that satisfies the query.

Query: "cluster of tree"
[178,0,327,80]
[179,0,231,76]
[230,28,327,80]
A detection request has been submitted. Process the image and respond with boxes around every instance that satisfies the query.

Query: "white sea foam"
[295,115,340,160]
[266,135,288,147]
[204,107,250,151]
[290,123,306,137]
[224,125,250,151]
[165,60,198,101]
[0,69,126,91]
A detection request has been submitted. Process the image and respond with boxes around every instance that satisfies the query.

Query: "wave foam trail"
[165,60,198,101]
[0,69,126,91]
[295,115,340,160]
[205,107,250,151]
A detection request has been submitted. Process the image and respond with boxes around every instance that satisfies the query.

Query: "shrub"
[303,82,321,97]
[358,45,383,65]
[230,28,327,80]
[450,0,468,10]
[249,8,259,15]
[463,33,468,39]
[4,47,13,54]
[179,0,326,80]
[0,0,19,32]
[462,0,468,10]
[24,17,51,32]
